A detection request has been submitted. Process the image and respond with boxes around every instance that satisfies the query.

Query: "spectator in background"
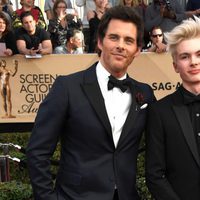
[185,0,200,17]
[0,11,18,55]
[48,0,82,50]
[87,0,110,53]
[0,0,13,21]
[12,0,46,30]
[44,0,72,20]
[145,26,167,53]
[76,0,113,52]
[16,11,52,56]
[118,0,144,18]
[54,29,84,54]
[145,0,186,33]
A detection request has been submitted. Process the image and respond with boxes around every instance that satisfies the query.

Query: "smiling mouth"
[188,69,200,74]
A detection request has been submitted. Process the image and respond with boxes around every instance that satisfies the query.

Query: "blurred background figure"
[48,0,82,50]
[0,11,18,56]
[12,0,46,30]
[0,0,13,21]
[76,0,114,52]
[44,0,72,20]
[145,0,186,33]
[54,28,84,54]
[144,26,167,53]
[87,0,110,53]
[185,0,200,17]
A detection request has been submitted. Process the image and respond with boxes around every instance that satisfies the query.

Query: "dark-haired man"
[27,6,155,200]
[16,11,52,56]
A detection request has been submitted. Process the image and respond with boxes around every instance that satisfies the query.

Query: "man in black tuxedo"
[146,16,200,200]
[26,6,155,200]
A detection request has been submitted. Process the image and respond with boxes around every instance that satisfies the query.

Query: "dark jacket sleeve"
[145,103,181,200]
[26,76,68,200]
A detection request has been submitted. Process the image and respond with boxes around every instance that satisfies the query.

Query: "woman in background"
[48,0,82,50]
[0,11,18,56]
[87,0,110,53]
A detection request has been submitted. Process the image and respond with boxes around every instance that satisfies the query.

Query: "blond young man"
[146,16,200,200]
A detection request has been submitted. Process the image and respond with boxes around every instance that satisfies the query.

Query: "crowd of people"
[0,0,199,56]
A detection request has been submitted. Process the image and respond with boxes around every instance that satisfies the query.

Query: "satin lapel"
[117,82,139,147]
[81,63,112,138]
[172,90,200,168]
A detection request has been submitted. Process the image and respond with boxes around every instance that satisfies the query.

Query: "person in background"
[118,0,144,18]
[145,0,186,33]
[12,0,46,30]
[146,16,200,200]
[185,0,200,18]
[48,0,82,50]
[44,0,72,20]
[87,0,110,53]
[0,11,18,55]
[145,26,167,53]
[16,11,52,56]
[0,0,13,21]
[26,6,155,200]
[76,0,113,52]
[54,28,84,54]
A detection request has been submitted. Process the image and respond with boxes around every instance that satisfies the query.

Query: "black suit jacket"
[26,63,155,200]
[146,87,200,200]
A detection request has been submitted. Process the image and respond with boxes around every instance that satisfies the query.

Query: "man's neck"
[23,5,32,11]
[182,83,200,95]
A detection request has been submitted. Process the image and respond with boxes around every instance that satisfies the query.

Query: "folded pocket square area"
[140,103,148,109]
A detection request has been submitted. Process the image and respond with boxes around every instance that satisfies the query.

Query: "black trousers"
[113,190,119,200]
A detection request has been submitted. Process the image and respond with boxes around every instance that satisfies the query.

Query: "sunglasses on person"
[151,34,163,38]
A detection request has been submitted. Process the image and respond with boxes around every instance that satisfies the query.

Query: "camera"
[66,8,75,15]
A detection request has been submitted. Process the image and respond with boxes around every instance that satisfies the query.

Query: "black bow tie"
[108,75,131,92]
[184,94,200,104]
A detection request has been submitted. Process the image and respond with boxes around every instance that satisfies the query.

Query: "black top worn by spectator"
[16,27,50,50]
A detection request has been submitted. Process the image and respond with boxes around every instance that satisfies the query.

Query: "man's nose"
[191,55,199,66]
[116,39,125,50]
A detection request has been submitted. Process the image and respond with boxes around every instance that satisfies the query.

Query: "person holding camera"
[145,0,186,33]
[48,0,82,50]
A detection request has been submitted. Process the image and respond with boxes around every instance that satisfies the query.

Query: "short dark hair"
[66,29,81,41]
[97,6,144,47]
[20,11,34,23]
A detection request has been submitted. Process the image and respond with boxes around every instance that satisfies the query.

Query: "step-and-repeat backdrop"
[0,53,180,127]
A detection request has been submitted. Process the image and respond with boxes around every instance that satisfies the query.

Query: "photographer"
[145,0,186,33]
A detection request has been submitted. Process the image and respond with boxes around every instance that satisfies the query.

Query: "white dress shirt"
[96,62,132,147]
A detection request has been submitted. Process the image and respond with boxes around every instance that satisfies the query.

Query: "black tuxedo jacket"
[26,63,155,200]
[146,87,200,200]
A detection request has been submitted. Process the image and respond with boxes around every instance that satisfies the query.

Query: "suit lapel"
[117,82,140,147]
[172,89,200,168]
[81,63,113,139]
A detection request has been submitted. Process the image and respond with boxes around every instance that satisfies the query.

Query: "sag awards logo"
[18,73,58,114]
[0,59,18,118]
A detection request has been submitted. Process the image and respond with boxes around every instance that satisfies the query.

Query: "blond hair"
[165,16,200,56]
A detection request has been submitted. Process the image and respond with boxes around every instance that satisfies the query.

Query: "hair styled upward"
[165,16,200,56]
[97,5,144,47]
